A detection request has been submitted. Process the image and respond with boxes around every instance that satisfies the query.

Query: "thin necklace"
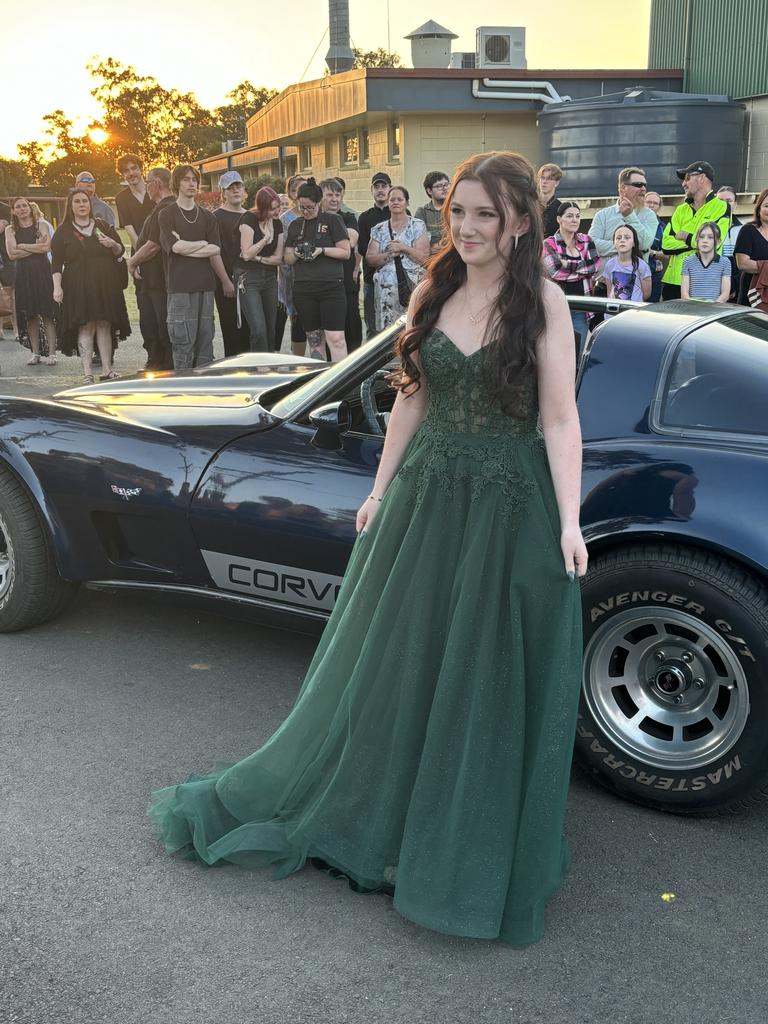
[463,288,496,324]
[178,204,199,225]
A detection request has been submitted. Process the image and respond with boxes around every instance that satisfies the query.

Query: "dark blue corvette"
[2,299,768,816]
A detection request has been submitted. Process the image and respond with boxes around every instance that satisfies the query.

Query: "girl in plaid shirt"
[542,202,600,351]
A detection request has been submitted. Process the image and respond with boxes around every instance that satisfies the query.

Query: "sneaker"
[27,354,41,365]
[45,354,58,366]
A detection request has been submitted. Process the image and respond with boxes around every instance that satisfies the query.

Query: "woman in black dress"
[735,188,768,307]
[51,189,130,382]
[4,197,58,364]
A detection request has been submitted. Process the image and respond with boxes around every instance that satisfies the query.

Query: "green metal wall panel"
[648,0,687,69]
[649,0,768,98]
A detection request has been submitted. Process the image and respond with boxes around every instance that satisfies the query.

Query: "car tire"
[0,466,78,632]
[576,543,768,816]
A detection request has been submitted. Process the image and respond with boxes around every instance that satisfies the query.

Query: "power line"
[298,26,329,83]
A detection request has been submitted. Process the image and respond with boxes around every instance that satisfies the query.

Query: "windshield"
[266,320,404,419]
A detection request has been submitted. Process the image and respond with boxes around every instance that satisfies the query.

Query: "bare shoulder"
[541,277,569,316]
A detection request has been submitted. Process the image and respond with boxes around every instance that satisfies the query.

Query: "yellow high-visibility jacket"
[661,192,731,287]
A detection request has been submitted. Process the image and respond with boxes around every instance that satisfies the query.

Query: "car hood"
[44,351,325,434]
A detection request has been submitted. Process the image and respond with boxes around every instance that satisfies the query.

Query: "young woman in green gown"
[150,151,588,947]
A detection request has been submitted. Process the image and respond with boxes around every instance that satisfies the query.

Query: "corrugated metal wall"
[649,0,768,99]
[648,0,686,70]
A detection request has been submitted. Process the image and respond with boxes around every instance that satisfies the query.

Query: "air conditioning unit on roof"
[450,51,477,69]
[476,27,526,70]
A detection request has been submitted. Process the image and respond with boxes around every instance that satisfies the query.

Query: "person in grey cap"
[357,172,392,338]
[213,170,250,356]
[660,160,730,299]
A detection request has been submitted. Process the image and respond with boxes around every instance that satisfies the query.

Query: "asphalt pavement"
[2,588,767,1024]
[1,319,767,1024]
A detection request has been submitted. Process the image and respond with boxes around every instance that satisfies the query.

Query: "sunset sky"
[0,0,652,159]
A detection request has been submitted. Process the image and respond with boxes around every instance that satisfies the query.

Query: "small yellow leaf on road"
[189,663,211,670]
[661,892,676,902]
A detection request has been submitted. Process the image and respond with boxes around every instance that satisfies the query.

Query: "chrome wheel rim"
[0,511,13,602]
[583,608,749,770]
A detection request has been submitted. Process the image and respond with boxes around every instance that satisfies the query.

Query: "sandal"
[101,370,117,380]
[83,374,95,385]
[45,354,58,366]
[27,354,41,365]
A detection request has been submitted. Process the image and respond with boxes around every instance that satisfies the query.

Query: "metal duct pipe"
[326,0,355,75]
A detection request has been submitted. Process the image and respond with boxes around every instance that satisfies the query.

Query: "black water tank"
[537,89,748,196]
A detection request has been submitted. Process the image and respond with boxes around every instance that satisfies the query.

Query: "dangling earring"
[514,233,519,251]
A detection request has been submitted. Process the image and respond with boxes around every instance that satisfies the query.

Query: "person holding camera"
[283,178,350,362]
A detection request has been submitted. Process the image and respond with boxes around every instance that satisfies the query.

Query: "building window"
[300,144,312,170]
[341,131,359,166]
[359,128,370,165]
[389,121,400,162]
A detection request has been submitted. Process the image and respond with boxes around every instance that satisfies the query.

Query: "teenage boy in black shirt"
[357,172,391,339]
[321,177,362,351]
[158,165,222,369]
[116,153,161,368]
[128,167,176,370]
[213,170,250,356]
[115,154,154,248]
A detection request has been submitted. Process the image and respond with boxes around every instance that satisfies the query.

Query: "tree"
[215,81,278,142]
[88,57,220,170]
[243,174,285,208]
[0,158,28,196]
[14,58,280,189]
[352,48,402,69]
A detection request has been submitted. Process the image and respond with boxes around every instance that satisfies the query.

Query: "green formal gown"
[149,327,583,946]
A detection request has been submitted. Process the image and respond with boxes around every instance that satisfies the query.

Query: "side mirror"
[309,400,352,450]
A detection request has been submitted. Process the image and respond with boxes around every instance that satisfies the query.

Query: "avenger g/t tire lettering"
[0,466,78,632]
[576,543,768,816]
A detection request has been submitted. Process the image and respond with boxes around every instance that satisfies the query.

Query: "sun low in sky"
[0,0,652,159]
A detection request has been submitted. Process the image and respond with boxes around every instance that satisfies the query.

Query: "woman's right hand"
[53,284,63,303]
[356,496,380,534]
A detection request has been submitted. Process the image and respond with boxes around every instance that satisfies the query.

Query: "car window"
[660,313,768,437]
[265,322,402,419]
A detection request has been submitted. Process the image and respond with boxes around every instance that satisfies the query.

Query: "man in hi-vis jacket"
[661,161,731,300]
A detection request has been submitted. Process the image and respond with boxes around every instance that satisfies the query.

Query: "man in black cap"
[357,172,391,338]
[660,161,730,300]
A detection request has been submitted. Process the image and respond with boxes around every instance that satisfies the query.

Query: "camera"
[295,241,316,260]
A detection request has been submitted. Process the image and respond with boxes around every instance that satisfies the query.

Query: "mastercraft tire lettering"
[576,543,768,815]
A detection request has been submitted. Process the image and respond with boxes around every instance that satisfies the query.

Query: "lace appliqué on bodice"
[397,329,544,522]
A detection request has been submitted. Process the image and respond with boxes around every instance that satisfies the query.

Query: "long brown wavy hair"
[396,151,546,418]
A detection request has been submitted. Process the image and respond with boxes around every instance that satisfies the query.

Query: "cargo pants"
[166,290,215,370]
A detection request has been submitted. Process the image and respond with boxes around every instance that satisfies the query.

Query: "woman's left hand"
[561,526,588,579]
[98,234,116,250]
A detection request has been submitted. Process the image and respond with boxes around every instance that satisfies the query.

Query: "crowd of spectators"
[1,151,767,382]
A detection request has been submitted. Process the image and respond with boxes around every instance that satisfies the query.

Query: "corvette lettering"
[202,551,342,611]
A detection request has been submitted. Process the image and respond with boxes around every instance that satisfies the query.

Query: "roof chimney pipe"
[326,0,355,75]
